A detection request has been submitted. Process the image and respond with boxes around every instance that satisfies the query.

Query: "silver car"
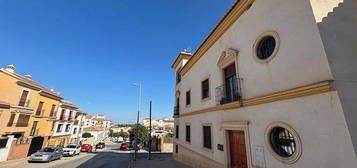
[28,147,63,162]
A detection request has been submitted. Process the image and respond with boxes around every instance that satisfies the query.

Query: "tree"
[82,132,93,138]
[109,129,114,137]
[166,132,173,138]
[118,131,129,138]
[128,124,150,143]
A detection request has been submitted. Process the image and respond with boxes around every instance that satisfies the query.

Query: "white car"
[63,144,81,156]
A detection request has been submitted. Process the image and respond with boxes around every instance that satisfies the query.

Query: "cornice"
[180,0,254,75]
[176,81,335,118]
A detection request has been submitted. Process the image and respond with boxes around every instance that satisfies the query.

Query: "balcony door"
[18,90,29,106]
[224,63,239,102]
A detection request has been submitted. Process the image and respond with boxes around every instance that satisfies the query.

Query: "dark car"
[96,142,105,149]
[81,144,93,152]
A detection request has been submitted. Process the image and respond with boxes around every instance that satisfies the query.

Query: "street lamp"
[132,83,141,161]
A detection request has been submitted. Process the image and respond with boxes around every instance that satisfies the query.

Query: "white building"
[50,100,78,147]
[69,110,87,144]
[83,126,108,142]
[110,125,131,133]
[143,117,174,132]
[172,0,357,168]
[83,114,112,128]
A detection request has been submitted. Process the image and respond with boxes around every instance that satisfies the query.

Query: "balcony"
[18,99,30,107]
[173,106,179,116]
[215,79,242,105]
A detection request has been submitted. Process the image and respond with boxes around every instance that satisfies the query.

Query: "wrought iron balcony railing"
[173,106,180,116]
[215,79,242,105]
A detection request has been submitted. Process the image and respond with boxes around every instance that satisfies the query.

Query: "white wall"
[0,135,14,162]
[176,0,332,115]
[176,92,357,167]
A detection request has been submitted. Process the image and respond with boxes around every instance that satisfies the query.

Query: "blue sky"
[0,0,235,124]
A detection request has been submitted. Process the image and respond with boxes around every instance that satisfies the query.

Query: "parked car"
[63,144,81,156]
[96,142,105,149]
[28,147,63,163]
[81,144,93,152]
[120,143,129,150]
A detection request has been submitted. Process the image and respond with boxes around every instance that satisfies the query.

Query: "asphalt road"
[0,144,132,168]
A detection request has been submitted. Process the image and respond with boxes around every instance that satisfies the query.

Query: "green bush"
[82,132,93,138]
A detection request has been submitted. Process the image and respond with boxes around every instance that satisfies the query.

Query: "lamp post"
[132,83,141,161]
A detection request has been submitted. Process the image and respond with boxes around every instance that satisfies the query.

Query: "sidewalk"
[129,151,191,168]
[0,157,28,167]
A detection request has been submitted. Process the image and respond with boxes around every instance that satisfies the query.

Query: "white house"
[69,110,87,144]
[172,0,357,168]
[50,100,78,147]
[83,126,108,142]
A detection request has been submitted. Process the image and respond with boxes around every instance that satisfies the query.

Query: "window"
[269,127,296,157]
[57,124,63,133]
[30,121,38,136]
[49,104,56,117]
[256,36,276,60]
[16,114,30,127]
[0,138,8,148]
[186,90,191,106]
[65,124,71,132]
[18,90,29,106]
[203,126,212,149]
[35,101,44,116]
[186,125,191,142]
[176,71,181,84]
[175,125,179,139]
[7,113,16,127]
[201,79,210,99]
[51,122,55,131]
[254,31,280,63]
[60,109,65,120]
[73,128,77,134]
[265,122,302,164]
[68,111,72,121]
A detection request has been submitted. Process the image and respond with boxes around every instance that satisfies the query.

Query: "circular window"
[269,126,296,157]
[256,36,276,60]
[265,122,301,164]
[253,31,280,63]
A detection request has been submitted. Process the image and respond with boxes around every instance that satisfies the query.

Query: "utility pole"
[148,101,152,160]
[132,83,141,161]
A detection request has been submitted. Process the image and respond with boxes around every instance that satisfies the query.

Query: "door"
[229,130,248,168]
[28,136,44,156]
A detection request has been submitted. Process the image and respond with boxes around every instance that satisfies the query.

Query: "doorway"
[228,130,248,168]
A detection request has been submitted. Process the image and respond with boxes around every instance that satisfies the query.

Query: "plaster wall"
[175,92,357,168]
[310,0,357,155]
[177,0,333,115]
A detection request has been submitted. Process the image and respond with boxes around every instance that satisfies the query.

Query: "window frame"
[201,77,210,101]
[202,123,213,150]
[265,121,302,164]
[185,124,191,143]
[185,90,191,106]
[175,125,179,139]
[253,31,280,64]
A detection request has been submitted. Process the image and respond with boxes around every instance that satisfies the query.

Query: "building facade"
[172,0,357,168]
[70,110,87,144]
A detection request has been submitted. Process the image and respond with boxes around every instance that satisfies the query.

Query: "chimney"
[25,74,32,80]
[5,64,15,73]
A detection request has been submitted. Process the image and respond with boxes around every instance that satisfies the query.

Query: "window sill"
[201,97,210,103]
[202,146,214,153]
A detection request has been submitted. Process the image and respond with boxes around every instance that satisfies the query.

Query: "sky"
[0,0,235,124]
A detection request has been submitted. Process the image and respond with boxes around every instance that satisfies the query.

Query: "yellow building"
[0,65,63,144]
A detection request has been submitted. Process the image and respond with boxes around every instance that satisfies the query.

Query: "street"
[0,144,190,168]
[0,144,131,168]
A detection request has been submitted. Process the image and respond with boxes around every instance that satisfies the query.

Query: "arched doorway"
[27,136,44,156]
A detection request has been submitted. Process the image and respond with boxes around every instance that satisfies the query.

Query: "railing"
[173,106,179,116]
[18,99,30,107]
[15,122,28,127]
[215,78,242,105]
